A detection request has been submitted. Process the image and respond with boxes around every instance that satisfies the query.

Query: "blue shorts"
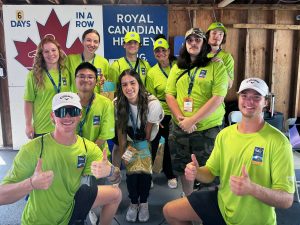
[187,189,226,225]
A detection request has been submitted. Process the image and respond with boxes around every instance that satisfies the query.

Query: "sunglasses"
[54,106,81,118]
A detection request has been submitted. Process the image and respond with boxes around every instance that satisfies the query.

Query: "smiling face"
[42,42,59,68]
[238,89,267,119]
[185,34,203,58]
[124,40,140,56]
[51,108,81,134]
[75,68,97,93]
[154,47,170,64]
[82,32,100,55]
[121,74,139,105]
[208,29,225,47]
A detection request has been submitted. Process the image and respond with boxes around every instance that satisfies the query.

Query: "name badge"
[103,81,115,92]
[183,97,193,112]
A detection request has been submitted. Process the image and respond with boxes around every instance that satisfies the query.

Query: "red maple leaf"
[14,9,83,70]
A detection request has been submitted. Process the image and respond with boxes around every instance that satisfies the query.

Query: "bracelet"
[108,165,115,177]
[29,177,35,190]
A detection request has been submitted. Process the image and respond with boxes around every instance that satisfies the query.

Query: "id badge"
[183,97,193,112]
[122,148,133,161]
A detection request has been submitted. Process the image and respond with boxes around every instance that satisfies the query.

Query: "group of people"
[0,20,296,225]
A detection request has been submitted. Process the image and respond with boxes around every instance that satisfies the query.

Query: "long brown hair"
[33,36,66,88]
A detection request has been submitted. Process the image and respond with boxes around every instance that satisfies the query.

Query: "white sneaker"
[138,202,149,222]
[126,203,138,222]
[89,210,98,225]
[168,178,178,189]
[150,180,154,189]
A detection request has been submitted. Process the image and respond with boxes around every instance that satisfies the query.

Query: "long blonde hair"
[33,36,66,88]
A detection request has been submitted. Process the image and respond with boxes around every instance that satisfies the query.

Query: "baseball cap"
[124,32,140,43]
[52,92,82,111]
[207,22,227,34]
[153,38,169,50]
[238,78,269,96]
[185,28,206,40]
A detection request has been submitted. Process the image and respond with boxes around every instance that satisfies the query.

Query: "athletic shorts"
[187,189,226,225]
[68,183,98,225]
[170,123,221,175]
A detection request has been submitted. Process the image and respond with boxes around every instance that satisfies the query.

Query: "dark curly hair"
[116,69,149,135]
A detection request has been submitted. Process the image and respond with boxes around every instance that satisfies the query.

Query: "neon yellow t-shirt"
[78,93,115,151]
[108,57,151,89]
[165,62,228,131]
[65,54,110,93]
[24,69,71,134]
[1,134,103,225]
[206,123,295,225]
[146,62,176,115]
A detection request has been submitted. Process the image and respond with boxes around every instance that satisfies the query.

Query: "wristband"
[108,165,115,177]
[29,177,36,190]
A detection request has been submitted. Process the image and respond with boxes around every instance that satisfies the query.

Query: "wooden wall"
[169,5,300,120]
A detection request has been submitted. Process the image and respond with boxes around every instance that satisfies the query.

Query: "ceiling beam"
[218,0,235,8]
[233,23,300,30]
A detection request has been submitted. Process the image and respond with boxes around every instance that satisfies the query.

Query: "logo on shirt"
[141,68,146,75]
[252,147,264,165]
[198,70,207,78]
[93,116,100,125]
[77,155,86,168]
[62,77,67,86]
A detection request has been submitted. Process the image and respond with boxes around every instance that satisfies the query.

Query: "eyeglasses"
[54,106,81,118]
[76,74,96,80]
[154,48,168,54]
[186,37,202,44]
[239,93,263,102]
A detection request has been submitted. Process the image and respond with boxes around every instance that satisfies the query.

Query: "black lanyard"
[81,53,95,65]
[45,69,61,93]
[213,48,222,58]
[187,67,199,96]
[125,57,140,74]
[158,61,172,79]
[129,107,139,140]
[78,94,95,137]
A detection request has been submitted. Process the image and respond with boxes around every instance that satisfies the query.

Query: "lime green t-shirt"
[108,57,151,89]
[146,62,176,115]
[1,134,103,225]
[165,62,228,131]
[208,49,234,81]
[206,123,295,225]
[24,69,71,134]
[65,54,110,93]
[78,93,115,150]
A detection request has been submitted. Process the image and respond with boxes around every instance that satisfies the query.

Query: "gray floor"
[0,149,300,225]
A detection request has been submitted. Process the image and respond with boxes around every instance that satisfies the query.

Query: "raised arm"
[24,101,34,139]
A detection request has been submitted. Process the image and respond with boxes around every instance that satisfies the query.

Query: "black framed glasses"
[54,106,81,118]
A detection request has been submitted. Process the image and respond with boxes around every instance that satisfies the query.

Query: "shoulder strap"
[175,68,191,85]
[82,137,87,153]
[39,135,44,158]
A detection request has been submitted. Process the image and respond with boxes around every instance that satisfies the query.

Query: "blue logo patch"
[93,116,100,125]
[252,147,264,165]
[198,70,207,78]
[77,156,86,168]
[62,77,67,86]
[141,68,146,75]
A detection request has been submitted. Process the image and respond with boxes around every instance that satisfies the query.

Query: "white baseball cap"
[238,78,269,97]
[52,92,82,111]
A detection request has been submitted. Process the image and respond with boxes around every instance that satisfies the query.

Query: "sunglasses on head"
[54,106,81,118]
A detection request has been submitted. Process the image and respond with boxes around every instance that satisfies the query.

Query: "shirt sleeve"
[211,62,228,97]
[98,99,115,140]
[24,70,36,102]
[145,69,156,96]
[165,64,179,97]
[147,97,164,123]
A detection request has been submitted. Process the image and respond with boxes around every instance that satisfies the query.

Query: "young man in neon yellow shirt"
[0,92,121,225]
[206,22,234,89]
[163,78,295,225]
[108,31,151,89]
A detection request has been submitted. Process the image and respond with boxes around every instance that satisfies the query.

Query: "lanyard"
[45,69,61,93]
[125,57,140,74]
[213,48,222,58]
[158,61,172,79]
[187,67,199,96]
[78,94,95,137]
[129,107,139,140]
[81,53,95,65]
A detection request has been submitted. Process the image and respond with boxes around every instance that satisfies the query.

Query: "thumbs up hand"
[185,154,199,181]
[230,165,253,196]
[30,159,54,190]
[91,149,114,179]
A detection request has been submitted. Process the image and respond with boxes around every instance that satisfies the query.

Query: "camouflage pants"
[170,122,222,176]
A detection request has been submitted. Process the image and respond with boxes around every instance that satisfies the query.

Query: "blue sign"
[103,5,168,66]
[174,36,185,57]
